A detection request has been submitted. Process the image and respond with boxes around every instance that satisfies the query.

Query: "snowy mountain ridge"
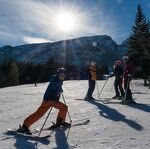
[0,35,126,67]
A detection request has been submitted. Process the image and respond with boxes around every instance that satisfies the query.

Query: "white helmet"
[123,56,129,60]
[91,61,96,66]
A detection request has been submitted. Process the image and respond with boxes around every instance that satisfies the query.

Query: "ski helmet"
[123,56,129,60]
[91,61,96,66]
[56,68,66,75]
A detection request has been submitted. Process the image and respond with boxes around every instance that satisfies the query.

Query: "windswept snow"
[0,78,150,149]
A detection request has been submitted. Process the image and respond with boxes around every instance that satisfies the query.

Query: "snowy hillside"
[0,78,150,149]
[0,35,122,67]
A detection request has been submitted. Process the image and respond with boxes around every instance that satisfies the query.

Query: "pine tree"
[0,60,19,87]
[129,4,149,55]
[128,4,150,84]
[8,60,19,86]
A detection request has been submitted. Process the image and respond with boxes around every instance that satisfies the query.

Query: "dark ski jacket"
[111,65,124,79]
[43,75,63,101]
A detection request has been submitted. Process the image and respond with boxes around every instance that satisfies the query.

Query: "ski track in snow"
[0,78,150,149]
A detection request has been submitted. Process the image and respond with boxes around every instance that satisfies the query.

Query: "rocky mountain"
[0,35,125,69]
[118,39,128,57]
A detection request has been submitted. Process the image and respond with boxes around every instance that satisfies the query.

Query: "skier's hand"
[107,75,110,79]
[108,75,112,78]
[128,74,132,80]
[128,74,131,77]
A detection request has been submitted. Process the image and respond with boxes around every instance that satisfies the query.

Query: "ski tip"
[86,119,90,124]
[43,135,51,138]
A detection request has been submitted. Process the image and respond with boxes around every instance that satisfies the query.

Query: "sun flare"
[54,11,78,33]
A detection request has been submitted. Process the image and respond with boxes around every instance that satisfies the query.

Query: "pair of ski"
[75,98,120,103]
[75,98,136,104]
[2,119,90,141]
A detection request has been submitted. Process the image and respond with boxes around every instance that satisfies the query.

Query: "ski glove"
[127,74,132,81]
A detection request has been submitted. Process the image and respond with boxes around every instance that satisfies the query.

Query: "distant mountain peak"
[0,35,125,68]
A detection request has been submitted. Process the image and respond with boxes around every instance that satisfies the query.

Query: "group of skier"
[85,56,135,104]
[17,55,135,135]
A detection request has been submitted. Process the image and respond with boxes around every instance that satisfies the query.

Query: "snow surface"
[0,78,150,149]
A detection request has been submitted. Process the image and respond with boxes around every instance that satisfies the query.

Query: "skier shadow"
[3,131,50,149]
[87,100,143,131]
[52,127,73,149]
[126,103,150,113]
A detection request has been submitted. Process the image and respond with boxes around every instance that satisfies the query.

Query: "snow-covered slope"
[0,78,150,149]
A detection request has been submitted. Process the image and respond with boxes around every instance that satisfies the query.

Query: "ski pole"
[98,77,109,99]
[37,107,53,138]
[96,80,100,98]
[62,93,72,122]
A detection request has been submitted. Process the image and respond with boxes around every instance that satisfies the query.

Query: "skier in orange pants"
[18,68,70,134]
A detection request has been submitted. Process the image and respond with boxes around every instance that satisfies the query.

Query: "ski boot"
[129,100,136,104]
[17,125,31,135]
[49,117,63,129]
[84,96,89,100]
[112,95,120,99]
[84,96,95,100]
[61,122,71,127]
[49,117,71,129]
[49,123,60,129]
[121,99,135,104]
[118,96,124,100]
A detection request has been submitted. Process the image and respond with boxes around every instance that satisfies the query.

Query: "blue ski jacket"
[43,75,63,101]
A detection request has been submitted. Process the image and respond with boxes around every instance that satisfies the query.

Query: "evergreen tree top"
[132,4,149,35]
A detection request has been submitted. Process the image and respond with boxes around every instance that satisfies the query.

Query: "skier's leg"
[87,80,95,98]
[128,89,133,101]
[86,80,92,98]
[52,101,68,124]
[113,79,120,98]
[124,79,127,100]
[23,101,51,128]
[124,78,131,101]
[119,79,125,98]
[128,81,133,101]
[91,81,95,97]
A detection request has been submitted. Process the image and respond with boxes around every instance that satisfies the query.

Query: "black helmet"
[56,68,66,75]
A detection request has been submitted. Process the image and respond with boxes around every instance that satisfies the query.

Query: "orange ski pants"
[23,101,68,128]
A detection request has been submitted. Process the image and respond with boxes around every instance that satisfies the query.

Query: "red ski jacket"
[123,62,135,79]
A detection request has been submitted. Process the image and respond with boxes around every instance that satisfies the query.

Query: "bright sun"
[54,12,77,33]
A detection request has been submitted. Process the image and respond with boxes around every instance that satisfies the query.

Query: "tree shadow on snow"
[3,131,50,149]
[126,103,150,113]
[87,100,143,131]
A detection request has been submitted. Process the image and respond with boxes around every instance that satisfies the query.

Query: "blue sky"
[0,0,150,47]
